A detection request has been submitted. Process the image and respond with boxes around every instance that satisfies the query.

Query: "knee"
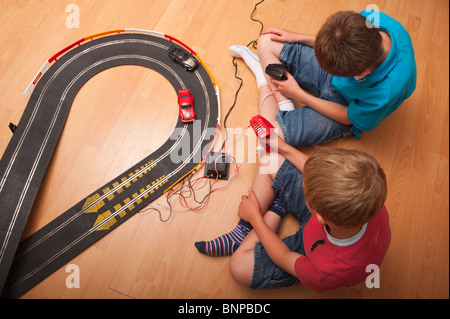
[229,253,252,287]
[257,33,274,56]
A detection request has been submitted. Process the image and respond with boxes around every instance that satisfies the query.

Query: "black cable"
[164,172,214,216]
[138,205,170,223]
[221,57,244,150]
[187,173,213,205]
[221,0,265,150]
[248,0,265,49]
[193,175,214,205]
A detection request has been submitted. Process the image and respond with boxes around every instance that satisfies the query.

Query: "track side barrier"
[21,28,221,192]
[24,29,218,94]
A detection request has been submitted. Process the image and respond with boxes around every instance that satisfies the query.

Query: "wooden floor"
[0,0,448,299]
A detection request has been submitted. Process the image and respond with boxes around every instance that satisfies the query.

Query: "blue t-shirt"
[332,10,417,139]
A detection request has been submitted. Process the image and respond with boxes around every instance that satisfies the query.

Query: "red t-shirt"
[295,206,391,292]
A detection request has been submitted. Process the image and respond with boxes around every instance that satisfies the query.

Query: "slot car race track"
[0,29,220,298]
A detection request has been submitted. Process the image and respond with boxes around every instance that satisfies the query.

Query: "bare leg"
[257,83,284,141]
[248,151,284,214]
[229,210,283,286]
[229,152,285,286]
[257,34,295,110]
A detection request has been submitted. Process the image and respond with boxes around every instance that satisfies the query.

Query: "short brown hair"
[303,147,387,228]
[315,11,384,77]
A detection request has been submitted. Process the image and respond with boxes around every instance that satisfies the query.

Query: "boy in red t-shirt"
[229,146,391,291]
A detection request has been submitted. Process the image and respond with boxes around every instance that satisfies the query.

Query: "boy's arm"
[238,189,302,277]
[272,73,352,125]
[299,90,352,125]
[265,134,309,172]
[262,27,315,47]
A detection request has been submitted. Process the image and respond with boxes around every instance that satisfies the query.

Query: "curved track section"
[0,32,219,298]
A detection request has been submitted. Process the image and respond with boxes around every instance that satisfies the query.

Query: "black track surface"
[0,33,218,298]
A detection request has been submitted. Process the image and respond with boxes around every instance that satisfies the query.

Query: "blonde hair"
[303,148,387,228]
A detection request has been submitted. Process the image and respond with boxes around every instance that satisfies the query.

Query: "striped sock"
[195,219,252,256]
[268,197,287,218]
[194,198,286,257]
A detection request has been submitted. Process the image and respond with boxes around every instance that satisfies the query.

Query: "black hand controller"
[265,63,287,81]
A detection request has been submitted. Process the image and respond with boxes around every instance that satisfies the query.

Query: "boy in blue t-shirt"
[195,10,416,257]
[232,9,417,143]
[328,10,417,139]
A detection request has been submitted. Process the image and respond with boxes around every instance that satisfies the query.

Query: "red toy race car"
[178,89,195,122]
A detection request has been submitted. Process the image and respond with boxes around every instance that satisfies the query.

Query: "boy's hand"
[271,72,306,102]
[262,27,299,43]
[238,189,262,224]
[258,130,285,154]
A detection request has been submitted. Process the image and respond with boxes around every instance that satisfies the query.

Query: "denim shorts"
[277,43,353,147]
[250,159,311,289]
